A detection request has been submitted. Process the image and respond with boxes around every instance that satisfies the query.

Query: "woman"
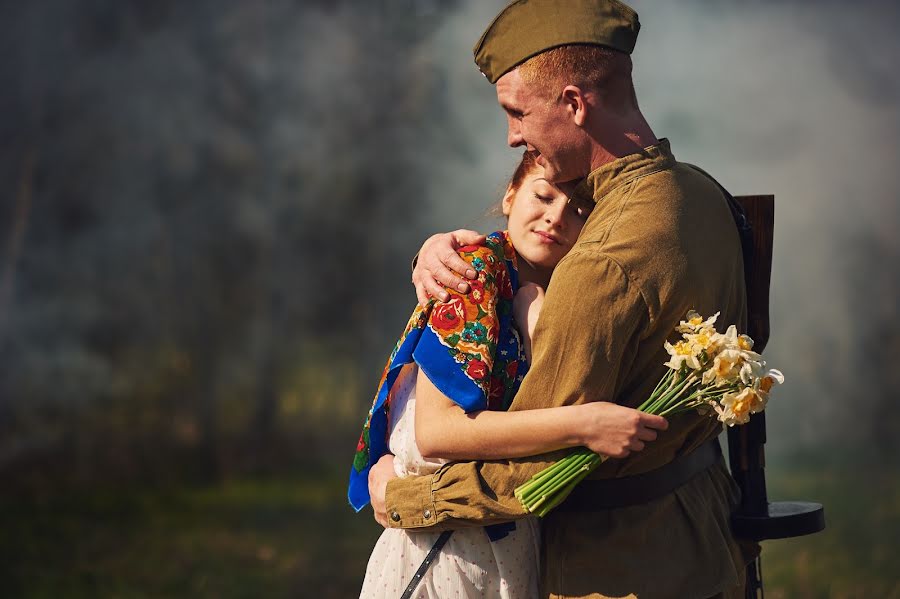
[349,152,665,598]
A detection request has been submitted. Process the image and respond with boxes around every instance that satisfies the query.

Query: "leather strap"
[400,530,453,599]
[557,439,722,511]
[686,163,754,287]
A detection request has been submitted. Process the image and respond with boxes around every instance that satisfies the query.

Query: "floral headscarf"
[348,231,527,512]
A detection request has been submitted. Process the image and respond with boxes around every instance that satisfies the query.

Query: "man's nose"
[506,116,524,147]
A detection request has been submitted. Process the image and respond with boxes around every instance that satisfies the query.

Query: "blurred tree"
[0,0,462,481]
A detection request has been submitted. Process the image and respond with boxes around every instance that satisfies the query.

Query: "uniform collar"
[572,138,675,206]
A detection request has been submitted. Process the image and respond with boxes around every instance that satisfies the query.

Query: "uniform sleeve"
[384,250,652,529]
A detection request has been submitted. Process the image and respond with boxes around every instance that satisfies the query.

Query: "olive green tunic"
[385,139,756,598]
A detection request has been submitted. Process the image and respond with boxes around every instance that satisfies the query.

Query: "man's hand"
[368,453,398,527]
[412,229,486,306]
[576,402,669,458]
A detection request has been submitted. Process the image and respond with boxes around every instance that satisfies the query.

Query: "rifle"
[728,194,826,598]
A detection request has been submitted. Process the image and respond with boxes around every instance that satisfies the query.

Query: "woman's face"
[502,165,590,273]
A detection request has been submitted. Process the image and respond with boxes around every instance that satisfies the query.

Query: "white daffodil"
[676,310,720,334]
[711,393,739,426]
[686,328,724,358]
[720,325,753,351]
[664,339,703,371]
[701,348,740,385]
[738,386,767,415]
[739,358,767,386]
[756,369,785,399]
[715,388,760,426]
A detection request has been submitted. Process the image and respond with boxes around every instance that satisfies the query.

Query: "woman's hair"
[509,150,539,193]
[487,150,539,218]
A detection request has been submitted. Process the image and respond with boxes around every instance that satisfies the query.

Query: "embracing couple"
[349,1,756,598]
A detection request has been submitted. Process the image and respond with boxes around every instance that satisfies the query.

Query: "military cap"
[473,0,640,84]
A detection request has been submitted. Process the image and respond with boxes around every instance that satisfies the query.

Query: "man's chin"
[543,168,581,186]
[554,179,582,196]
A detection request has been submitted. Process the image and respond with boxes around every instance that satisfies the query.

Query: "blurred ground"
[2,459,897,598]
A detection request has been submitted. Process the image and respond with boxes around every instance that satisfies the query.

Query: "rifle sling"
[400,530,453,599]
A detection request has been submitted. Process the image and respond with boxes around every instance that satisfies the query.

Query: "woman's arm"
[414,368,668,461]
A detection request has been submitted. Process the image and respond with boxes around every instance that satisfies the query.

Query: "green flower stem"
[516,458,570,502]
[643,373,693,415]
[665,376,706,413]
[640,371,674,411]
[638,371,676,412]
[660,399,703,417]
[536,453,599,501]
[521,451,595,506]
[519,457,568,489]
[534,466,595,517]
[519,451,596,511]
[516,453,583,501]
[530,465,592,516]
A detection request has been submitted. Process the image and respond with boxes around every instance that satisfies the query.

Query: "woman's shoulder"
[447,230,516,305]
[457,230,515,271]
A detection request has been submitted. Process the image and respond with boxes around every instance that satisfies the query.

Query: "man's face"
[495,69,586,184]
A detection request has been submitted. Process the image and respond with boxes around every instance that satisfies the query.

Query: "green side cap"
[473,0,640,84]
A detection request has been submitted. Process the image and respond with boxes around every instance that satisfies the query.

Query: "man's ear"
[561,85,589,127]
[501,184,515,216]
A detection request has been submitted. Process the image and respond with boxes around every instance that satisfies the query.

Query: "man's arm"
[376,250,651,530]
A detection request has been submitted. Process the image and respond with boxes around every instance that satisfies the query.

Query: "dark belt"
[557,438,722,512]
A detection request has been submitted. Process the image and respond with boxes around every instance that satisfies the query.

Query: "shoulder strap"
[400,531,453,599]
[685,163,754,302]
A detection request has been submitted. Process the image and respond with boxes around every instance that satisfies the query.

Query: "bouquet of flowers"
[514,310,785,517]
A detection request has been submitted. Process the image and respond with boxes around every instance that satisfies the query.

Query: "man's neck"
[588,112,658,172]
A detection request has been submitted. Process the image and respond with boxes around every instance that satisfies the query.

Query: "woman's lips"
[534,230,558,244]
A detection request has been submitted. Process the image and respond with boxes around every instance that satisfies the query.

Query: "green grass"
[761,463,900,598]
[1,462,896,598]
[0,471,383,598]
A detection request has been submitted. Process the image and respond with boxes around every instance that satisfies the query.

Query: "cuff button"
[390,511,400,522]
[423,509,432,519]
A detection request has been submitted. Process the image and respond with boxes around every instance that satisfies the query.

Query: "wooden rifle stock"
[730,195,825,597]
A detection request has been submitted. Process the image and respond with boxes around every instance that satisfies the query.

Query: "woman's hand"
[513,282,545,362]
[368,453,398,527]
[412,229,486,305]
[575,402,668,458]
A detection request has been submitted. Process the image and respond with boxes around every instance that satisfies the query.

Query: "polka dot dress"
[359,365,540,598]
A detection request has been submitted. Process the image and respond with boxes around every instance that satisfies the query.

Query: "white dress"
[359,363,541,599]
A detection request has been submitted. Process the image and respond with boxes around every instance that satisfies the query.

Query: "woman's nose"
[545,200,567,227]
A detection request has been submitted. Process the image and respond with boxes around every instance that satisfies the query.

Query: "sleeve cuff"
[384,473,439,530]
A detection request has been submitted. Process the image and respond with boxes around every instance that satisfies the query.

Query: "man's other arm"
[381,250,652,530]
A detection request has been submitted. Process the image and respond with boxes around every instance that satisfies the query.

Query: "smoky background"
[1,0,897,596]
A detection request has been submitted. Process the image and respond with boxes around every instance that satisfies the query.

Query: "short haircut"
[517,44,637,110]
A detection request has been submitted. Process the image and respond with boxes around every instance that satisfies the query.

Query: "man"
[368,1,756,597]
